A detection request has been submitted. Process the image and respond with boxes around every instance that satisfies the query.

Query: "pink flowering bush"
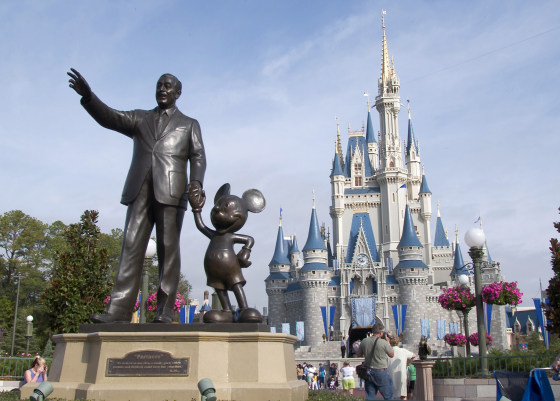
[468,332,493,346]
[104,295,140,312]
[438,286,475,311]
[444,333,467,346]
[481,281,522,305]
[146,291,187,313]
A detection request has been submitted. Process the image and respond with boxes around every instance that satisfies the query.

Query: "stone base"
[20,324,308,401]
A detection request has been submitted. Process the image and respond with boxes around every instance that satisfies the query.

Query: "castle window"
[312,271,316,274]
[355,177,362,186]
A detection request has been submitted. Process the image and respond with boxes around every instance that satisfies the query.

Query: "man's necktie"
[157,111,169,138]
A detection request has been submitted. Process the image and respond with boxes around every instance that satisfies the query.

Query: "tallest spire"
[381,13,391,87]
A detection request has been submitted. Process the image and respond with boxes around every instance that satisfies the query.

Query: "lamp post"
[10,272,22,356]
[457,273,472,357]
[25,315,33,354]
[140,239,157,323]
[464,227,489,377]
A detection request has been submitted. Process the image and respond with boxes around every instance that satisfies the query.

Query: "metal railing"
[0,357,52,381]
[432,354,557,378]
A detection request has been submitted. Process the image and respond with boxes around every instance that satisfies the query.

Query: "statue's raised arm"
[67,68,91,100]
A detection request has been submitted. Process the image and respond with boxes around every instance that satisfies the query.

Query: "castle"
[265,16,508,355]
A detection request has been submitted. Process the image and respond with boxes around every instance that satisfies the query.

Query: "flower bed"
[468,332,493,346]
[481,281,522,305]
[438,286,475,311]
[444,333,467,346]
[146,291,187,313]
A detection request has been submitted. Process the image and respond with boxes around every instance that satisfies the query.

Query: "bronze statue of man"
[68,69,206,323]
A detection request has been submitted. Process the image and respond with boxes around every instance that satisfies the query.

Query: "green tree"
[546,207,560,336]
[41,210,113,334]
[0,210,48,302]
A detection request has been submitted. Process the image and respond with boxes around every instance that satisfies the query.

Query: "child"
[407,358,416,399]
[329,377,336,390]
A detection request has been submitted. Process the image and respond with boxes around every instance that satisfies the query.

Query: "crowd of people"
[296,322,418,400]
[296,362,341,390]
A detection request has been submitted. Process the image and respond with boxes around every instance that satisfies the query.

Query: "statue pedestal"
[413,360,436,401]
[21,323,307,401]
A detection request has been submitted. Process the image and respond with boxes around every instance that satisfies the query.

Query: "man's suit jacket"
[82,93,206,209]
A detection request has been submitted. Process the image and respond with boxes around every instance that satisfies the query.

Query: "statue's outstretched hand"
[67,68,92,99]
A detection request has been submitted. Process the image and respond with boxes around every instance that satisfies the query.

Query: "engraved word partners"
[106,350,189,376]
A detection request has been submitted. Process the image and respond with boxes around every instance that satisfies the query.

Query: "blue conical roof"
[366,110,376,143]
[452,242,470,275]
[406,117,419,156]
[303,207,327,251]
[398,205,423,248]
[345,213,379,263]
[290,235,300,254]
[419,174,431,194]
[269,224,291,265]
[330,151,344,177]
[434,216,450,247]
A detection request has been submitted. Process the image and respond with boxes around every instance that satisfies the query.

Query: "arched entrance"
[345,316,382,357]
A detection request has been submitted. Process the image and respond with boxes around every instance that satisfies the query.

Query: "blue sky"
[1,1,559,311]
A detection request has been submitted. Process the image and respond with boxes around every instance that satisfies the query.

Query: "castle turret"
[405,107,422,199]
[365,100,379,171]
[394,205,429,344]
[419,170,432,265]
[265,217,291,331]
[300,200,330,346]
[375,15,407,261]
[432,202,453,283]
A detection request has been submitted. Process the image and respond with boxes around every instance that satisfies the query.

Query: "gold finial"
[279,208,282,226]
[445,227,449,239]
[437,200,440,217]
[381,10,391,86]
[422,164,425,175]
[455,225,459,244]
[364,92,370,111]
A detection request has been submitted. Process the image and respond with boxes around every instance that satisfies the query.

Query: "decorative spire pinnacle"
[312,189,316,209]
[455,225,459,244]
[381,11,391,87]
[279,208,283,226]
[408,99,411,119]
[364,91,371,111]
[437,200,440,217]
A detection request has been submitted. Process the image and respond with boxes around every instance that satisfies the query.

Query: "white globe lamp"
[145,238,157,258]
[464,227,485,248]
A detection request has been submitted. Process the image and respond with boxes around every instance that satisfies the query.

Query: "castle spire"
[381,12,391,88]
[269,222,290,266]
[303,196,327,251]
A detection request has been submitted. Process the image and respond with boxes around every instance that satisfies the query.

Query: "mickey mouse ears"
[243,189,266,213]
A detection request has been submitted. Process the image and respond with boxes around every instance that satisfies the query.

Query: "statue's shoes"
[90,312,130,323]
[153,314,173,324]
[236,308,263,323]
[203,310,234,323]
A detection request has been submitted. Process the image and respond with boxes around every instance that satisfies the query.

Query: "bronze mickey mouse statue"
[189,183,265,323]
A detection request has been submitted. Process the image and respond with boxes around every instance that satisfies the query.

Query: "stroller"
[494,368,555,401]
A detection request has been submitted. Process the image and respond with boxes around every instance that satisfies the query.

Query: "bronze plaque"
[106,350,189,376]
